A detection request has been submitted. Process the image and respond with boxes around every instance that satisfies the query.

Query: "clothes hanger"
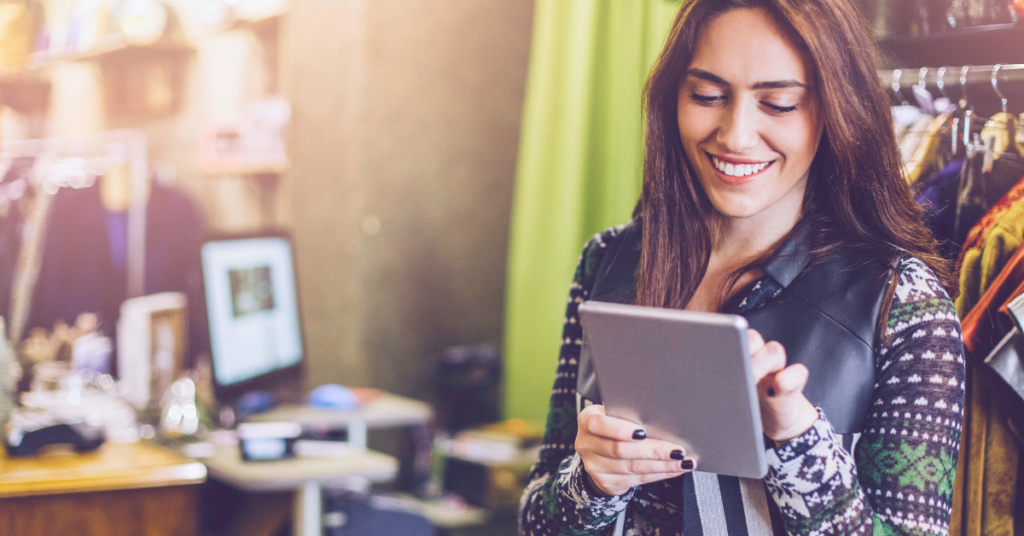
[906,67,958,185]
[891,70,921,144]
[980,64,1019,173]
[902,68,938,182]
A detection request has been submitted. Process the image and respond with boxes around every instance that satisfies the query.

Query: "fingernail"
[670,450,685,460]
[681,459,695,470]
[767,387,776,397]
[632,429,647,440]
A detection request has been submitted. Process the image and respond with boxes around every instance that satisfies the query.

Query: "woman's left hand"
[747,329,820,444]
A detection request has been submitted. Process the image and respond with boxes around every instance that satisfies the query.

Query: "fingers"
[576,404,697,496]
[586,455,692,476]
[765,363,809,397]
[746,329,765,355]
[578,404,647,442]
[582,435,688,462]
[750,340,787,382]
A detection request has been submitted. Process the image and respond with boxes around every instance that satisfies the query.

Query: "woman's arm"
[764,257,965,536]
[519,227,636,536]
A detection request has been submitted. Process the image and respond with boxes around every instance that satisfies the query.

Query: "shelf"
[200,162,289,176]
[878,23,1024,69]
[29,39,195,70]
[205,10,287,35]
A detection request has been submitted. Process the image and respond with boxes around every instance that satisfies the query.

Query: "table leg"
[348,419,367,451]
[293,481,322,536]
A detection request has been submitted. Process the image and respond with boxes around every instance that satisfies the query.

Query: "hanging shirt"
[951,242,1024,536]
[104,210,129,275]
[917,159,967,260]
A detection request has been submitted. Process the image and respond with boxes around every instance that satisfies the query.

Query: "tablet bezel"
[578,300,767,478]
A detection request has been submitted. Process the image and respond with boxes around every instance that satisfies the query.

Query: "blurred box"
[443,419,542,511]
[117,292,188,409]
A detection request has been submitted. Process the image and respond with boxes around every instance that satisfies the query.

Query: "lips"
[704,151,774,185]
[708,153,770,179]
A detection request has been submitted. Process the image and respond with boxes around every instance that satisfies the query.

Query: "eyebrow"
[686,68,809,90]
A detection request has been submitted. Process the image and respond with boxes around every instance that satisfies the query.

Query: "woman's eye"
[690,93,724,105]
[763,102,798,114]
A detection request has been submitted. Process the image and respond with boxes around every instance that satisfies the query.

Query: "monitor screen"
[201,235,304,387]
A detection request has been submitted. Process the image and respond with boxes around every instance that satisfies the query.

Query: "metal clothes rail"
[880,64,1024,94]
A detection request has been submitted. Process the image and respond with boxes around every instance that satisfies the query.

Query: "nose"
[715,100,760,154]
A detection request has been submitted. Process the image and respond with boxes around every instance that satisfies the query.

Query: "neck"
[710,198,803,268]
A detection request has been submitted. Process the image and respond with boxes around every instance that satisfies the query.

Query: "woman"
[519,1,965,535]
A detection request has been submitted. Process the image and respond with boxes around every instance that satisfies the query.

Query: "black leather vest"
[577,221,895,434]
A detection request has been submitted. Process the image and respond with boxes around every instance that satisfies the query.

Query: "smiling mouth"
[706,153,775,178]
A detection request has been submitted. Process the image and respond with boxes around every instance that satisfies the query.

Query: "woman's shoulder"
[891,255,955,307]
[574,221,636,285]
[582,220,636,252]
[886,255,959,340]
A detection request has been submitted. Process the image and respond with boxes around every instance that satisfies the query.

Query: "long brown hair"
[637,0,956,323]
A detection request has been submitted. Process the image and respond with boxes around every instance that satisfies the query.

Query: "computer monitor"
[200,231,306,401]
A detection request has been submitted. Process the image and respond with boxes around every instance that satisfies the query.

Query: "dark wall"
[286,0,534,397]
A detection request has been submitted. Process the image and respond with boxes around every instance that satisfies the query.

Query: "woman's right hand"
[575,404,695,497]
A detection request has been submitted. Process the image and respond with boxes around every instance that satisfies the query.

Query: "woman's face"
[677,8,822,223]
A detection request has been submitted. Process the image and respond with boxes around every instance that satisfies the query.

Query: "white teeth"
[711,156,771,177]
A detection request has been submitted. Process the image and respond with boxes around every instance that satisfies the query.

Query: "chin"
[706,195,763,220]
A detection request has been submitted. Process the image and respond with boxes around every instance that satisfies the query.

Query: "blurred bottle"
[0,0,36,70]
[947,0,971,28]
[984,0,1017,24]
[910,0,932,35]
[860,0,894,39]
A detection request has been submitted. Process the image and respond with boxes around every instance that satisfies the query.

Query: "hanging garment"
[906,112,955,186]
[27,178,206,366]
[955,154,1024,251]
[918,159,967,259]
[951,243,1024,536]
[900,112,936,170]
[0,156,44,343]
[0,205,21,322]
[955,168,1024,317]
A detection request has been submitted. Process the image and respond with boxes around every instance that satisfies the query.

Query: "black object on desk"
[4,413,105,456]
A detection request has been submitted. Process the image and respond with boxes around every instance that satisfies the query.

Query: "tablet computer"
[577,301,767,478]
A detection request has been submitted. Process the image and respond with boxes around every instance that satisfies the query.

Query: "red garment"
[960,244,1024,357]
[951,243,1024,536]
[958,175,1024,268]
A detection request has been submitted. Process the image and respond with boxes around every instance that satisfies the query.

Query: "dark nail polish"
[681,459,695,470]
[632,429,647,440]
[767,387,776,397]
[670,450,685,460]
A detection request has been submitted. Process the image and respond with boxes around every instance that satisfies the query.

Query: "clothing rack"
[0,130,148,342]
[880,64,1024,95]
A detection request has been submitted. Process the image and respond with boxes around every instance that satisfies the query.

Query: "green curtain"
[503,0,681,422]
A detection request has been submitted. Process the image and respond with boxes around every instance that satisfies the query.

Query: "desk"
[204,445,398,536]
[0,441,207,535]
[211,393,430,536]
[249,393,433,449]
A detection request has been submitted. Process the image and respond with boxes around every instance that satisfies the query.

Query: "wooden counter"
[0,441,207,536]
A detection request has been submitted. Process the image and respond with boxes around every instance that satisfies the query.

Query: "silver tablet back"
[578,301,767,478]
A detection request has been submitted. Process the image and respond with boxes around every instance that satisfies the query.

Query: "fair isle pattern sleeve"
[764,257,965,536]
[519,226,632,536]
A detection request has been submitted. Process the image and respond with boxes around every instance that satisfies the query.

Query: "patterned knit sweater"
[519,225,965,536]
